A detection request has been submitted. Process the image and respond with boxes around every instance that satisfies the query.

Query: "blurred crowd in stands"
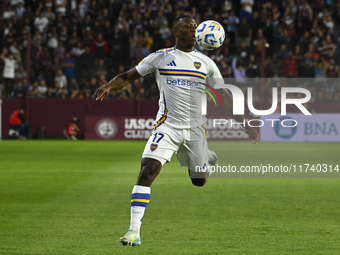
[0,0,340,101]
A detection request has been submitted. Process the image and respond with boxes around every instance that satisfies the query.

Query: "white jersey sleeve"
[205,58,223,89]
[135,52,164,77]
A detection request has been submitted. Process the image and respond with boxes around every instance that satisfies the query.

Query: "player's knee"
[141,159,161,176]
[191,178,207,187]
[137,158,162,186]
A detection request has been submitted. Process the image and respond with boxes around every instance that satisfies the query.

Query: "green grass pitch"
[0,140,340,254]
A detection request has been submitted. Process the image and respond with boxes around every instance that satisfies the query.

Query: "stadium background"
[1,1,340,254]
[1,0,340,139]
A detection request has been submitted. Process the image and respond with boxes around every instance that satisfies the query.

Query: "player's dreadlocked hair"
[172,15,192,30]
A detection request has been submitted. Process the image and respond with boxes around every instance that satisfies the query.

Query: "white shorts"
[142,123,209,171]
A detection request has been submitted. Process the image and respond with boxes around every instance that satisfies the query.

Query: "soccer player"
[95,15,259,246]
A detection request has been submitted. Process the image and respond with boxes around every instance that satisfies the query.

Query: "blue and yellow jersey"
[136,46,223,129]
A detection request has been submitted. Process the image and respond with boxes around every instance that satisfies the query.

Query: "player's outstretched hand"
[244,126,259,144]
[95,83,111,101]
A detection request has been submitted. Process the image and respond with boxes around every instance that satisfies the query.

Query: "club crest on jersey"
[150,143,158,152]
[194,61,201,70]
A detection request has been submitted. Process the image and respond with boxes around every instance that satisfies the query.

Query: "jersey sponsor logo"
[166,78,202,87]
[167,61,177,66]
[194,61,201,70]
[150,143,158,151]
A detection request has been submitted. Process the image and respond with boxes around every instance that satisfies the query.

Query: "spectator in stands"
[129,28,139,61]
[223,9,239,46]
[94,58,107,80]
[59,25,68,45]
[60,87,68,98]
[314,61,326,101]
[34,12,49,33]
[92,32,109,60]
[70,41,85,58]
[56,40,66,62]
[210,48,224,66]
[55,0,67,16]
[238,41,251,62]
[219,59,232,78]
[1,48,18,98]
[15,3,25,23]
[300,57,315,78]
[38,47,54,87]
[239,4,252,20]
[98,74,107,87]
[78,0,89,19]
[78,45,95,81]
[30,81,39,98]
[4,6,16,20]
[155,10,167,29]
[253,28,266,55]
[283,51,298,77]
[297,30,312,53]
[203,6,214,20]
[15,65,26,83]
[68,31,79,50]
[37,79,48,98]
[54,69,67,92]
[47,85,58,98]
[261,18,274,47]
[44,6,55,24]
[35,2,44,17]
[278,44,289,60]
[246,54,260,78]
[159,21,172,44]
[236,16,252,47]
[47,28,59,55]
[325,60,339,100]
[142,30,154,57]
[281,29,294,51]
[12,81,26,98]
[305,43,319,59]
[109,25,125,68]
[232,57,246,86]
[299,0,313,30]
[68,78,79,98]
[62,52,75,84]
[89,77,98,95]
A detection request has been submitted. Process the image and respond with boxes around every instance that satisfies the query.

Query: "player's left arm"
[217,88,259,144]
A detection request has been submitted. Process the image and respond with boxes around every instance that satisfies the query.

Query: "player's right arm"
[95,50,160,101]
[95,68,141,101]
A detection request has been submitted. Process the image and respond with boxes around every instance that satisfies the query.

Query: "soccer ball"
[195,20,225,50]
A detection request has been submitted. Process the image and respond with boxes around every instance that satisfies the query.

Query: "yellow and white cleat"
[120,229,141,246]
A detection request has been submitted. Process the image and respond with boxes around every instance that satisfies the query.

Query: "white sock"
[129,185,151,232]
